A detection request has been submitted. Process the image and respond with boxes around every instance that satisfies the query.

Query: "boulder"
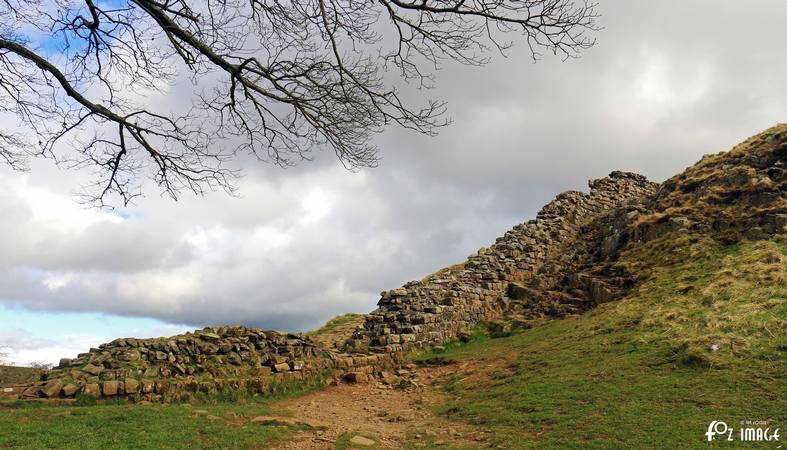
[21,384,41,399]
[122,349,141,362]
[350,435,376,447]
[141,380,155,394]
[218,342,233,354]
[124,379,140,394]
[272,363,290,373]
[83,383,100,397]
[198,332,221,340]
[102,380,120,396]
[379,372,401,386]
[82,363,104,376]
[62,383,79,397]
[41,379,64,398]
[508,282,539,301]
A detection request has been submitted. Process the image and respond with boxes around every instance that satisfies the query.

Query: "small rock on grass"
[349,435,376,447]
[251,416,296,426]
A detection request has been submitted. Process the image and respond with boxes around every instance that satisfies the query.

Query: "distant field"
[0,366,40,386]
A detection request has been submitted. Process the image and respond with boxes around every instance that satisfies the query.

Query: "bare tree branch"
[0,0,599,207]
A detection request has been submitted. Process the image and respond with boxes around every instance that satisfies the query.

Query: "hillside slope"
[406,125,786,448]
[413,233,785,448]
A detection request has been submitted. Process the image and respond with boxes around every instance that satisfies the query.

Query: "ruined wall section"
[21,326,399,401]
[349,172,658,352]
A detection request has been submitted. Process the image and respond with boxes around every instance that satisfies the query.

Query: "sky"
[1,0,786,365]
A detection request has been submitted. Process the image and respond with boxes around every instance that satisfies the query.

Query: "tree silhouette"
[0,0,598,206]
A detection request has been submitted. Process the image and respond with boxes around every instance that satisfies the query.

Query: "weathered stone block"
[154,379,169,394]
[124,379,140,394]
[141,380,155,394]
[272,363,290,373]
[102,380,120,396]
[41,380,64,398]
[62,383,79,397]
[82,363,103,376]
[83,383,100,397]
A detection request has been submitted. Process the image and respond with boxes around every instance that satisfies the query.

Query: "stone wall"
[13,172,662,402]
[10,126,785,403]
[23,326,399,401]
[347,172,659,352]
[636,124,786,242]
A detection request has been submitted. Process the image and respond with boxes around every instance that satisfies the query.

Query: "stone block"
[102,380,120,396]
[124,379,140,394]
[62,383,79,397]
[154,379,169,394]
[41,380,64,398]
[272,363,290,373]
[82,363,104,376]
[83,383,100,397]
[141,380,155,394]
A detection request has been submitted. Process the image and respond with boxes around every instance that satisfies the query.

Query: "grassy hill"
[413,232,786,448]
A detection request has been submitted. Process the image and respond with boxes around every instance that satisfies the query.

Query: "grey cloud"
[0,328,56,351]
[1,0,786,334]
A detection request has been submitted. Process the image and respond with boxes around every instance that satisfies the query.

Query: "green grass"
[412,234,787,449]
[0,379,324,449]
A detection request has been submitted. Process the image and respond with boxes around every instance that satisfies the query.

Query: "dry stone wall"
[13,173,661,402]
[10,126,785,403]
[348,172,659,352]
[23,326,399,401]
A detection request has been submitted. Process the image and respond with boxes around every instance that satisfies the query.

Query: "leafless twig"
[0,0,599,207]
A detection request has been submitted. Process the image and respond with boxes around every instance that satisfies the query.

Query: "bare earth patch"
[267,364,490,449]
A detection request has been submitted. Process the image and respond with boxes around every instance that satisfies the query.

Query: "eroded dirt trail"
[265,364,490,449]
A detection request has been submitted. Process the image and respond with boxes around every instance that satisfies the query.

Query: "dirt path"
[265,364,491,449]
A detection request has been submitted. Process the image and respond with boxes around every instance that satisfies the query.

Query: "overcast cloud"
[1,0,786,362]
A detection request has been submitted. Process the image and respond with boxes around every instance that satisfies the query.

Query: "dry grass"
[420,261,467,282]
[0,366,40,386]
[634,124,787,231]
[306,313,366,349]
